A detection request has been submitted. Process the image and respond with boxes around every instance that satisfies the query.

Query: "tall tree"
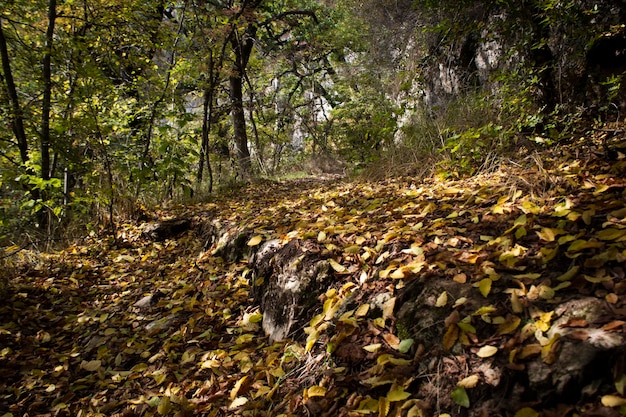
[0,19,29,166]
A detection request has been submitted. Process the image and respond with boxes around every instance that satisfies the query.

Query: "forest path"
[3,135,626,416]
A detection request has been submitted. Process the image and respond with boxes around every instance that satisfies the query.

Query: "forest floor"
[2,131,626,417]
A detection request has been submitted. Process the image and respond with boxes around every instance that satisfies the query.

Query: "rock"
[142,218,190,241]
[250,239,331,343]
[526,297,624,402]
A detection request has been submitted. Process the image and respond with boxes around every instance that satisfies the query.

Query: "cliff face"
[362,1,626,121]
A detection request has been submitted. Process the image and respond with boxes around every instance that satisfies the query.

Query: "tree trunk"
[197,47,216,194]
[0,19,29,165]
[228,24,257,180]
[198,83,214,194]
[230,73,253,178]
[41,0,57,181]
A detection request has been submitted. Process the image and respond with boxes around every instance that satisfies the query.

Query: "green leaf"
[451,386,470,408]
[398,338,414,353]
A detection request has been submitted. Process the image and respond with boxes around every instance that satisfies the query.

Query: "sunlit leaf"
[231,376,249,400]
[247,235,263,246]
[458,375,479,388]
[383,333,400,349]
[602,395,626,407]
[379,396,391,417]
[476,345,498,358]
[357,397,380,412]
[382,297,396,320]
[478,278,492,297]
[356,303,370,317]
[435,291,448,307]
[398,338,414,353]
[328,258,347,273]
[364,343,382,352]
[387,387,411,401]
[307,385,327,397]
[536,227,557,242]
[229,396,248,409]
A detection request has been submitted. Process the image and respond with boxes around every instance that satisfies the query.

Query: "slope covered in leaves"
[2,134,626,417]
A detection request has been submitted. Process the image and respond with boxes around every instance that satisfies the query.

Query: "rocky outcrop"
[250,239,331,343]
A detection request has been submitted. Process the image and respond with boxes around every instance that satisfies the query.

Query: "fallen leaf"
[247,235,263,246]
[601,395,626,407]
[476,345,498,358]
[307,386,327,397]
[458,375,479,388]
[451,386,470,408]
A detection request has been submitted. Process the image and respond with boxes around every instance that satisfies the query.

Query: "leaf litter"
[2,137,626,416]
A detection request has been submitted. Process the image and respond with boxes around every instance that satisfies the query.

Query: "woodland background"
[4,2,626,417]
[2,0,626,243]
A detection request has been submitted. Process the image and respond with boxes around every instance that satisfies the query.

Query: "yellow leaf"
[510,291,523,314]
[406,404,426,417]
[328,259,347,273]
[443,324,459,351]
[597,228,626,241]
[382,297,396,320]
[230,376,249,400]
[157,396,171,415]
[344,244,361,254]
[305,329,319,351]
[80,360,102,372]
[453,297,468,308]
[458,375,479,388]
[520,200,541,214]
[476,345,498,358]
[478,278,492,297]
[602,395,626,407]
[363,343,382,352]
[247,311,263,323]
[514,407,539,417]
[355,303,370,317]
[247,235,263,246]
[536,227,557,242]
[435,291,448,307]
[318,231,327,242]
[497,315,521,335]
[379,396,390,417]
[152,372,167,386]
[556,266,579,281]
[229,397,248,409]
[513,273,541,280]
[387,387,411,401]
[307,385,327,397]
[567,239,602,253]
[373,317,386,328]
[390,268,406,279]
[538,285,555,300]
[357,397,380,412]
[472,305,497,316]
[594,184,610,194]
